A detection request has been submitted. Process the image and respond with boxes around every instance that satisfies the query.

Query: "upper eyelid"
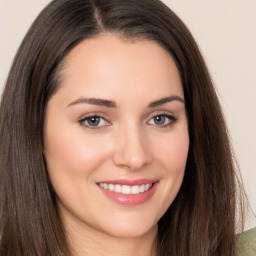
[78,111,177,120]
[148,113,177,122]
[77,109,178,123]
[148,111,176,119]
[78,112,109,121]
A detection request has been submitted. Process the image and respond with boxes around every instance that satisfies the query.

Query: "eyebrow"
[67,95,184,108]
[148,96,185,107]
[67,98,116,108]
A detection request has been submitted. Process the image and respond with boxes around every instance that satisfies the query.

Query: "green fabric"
[237,227,256,256]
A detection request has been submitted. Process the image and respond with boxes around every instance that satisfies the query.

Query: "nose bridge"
[113,120,151,170]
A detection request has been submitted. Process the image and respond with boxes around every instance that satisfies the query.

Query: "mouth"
[96,179,158,205]
[98,182,153,195]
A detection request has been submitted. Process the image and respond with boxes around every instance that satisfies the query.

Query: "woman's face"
[44,34,189,239]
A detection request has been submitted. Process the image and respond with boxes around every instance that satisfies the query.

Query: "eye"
[148,114,177,127]
[79,116,109,128]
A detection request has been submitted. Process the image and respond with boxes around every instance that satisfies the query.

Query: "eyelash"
[79,113,178,129]
[79,115,110,129]
[147,113,177,128]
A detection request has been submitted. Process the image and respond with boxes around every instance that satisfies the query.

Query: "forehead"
[52,34,184,104]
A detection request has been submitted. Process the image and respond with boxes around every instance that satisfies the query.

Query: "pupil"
[88,117,100,126]
[154,116,165,125]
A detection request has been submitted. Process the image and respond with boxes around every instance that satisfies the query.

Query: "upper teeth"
[99,183,153,195]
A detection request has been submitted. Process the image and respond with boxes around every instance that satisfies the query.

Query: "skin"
[44,34,189,256]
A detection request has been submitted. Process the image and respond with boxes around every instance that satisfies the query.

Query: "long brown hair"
[0,0,245,255]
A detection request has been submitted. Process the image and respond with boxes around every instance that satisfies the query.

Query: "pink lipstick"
[97,179,158,205]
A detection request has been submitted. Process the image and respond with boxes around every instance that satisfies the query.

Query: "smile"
[97,180,158,205]
[99,183,153,195]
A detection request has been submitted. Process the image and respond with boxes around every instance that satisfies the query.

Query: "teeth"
[122,185,131,194]
[145,184,150,190]
[115,184,122,193]
[99,183,153,194]
[131,185,140,194]
[108,184,114,191]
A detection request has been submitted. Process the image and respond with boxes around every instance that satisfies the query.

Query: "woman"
[0,0,250,255]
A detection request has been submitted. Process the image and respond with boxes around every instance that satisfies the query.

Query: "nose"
[112,125,152,170]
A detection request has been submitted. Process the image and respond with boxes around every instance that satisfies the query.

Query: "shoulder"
[237,227,256,256]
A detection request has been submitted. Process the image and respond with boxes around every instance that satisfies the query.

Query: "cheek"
[44,123,110,181]
[155,128,189,173]
[148,127,189,219]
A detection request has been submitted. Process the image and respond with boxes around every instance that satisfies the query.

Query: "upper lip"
[97,179,158,186]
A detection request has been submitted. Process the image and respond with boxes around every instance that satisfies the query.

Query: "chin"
[104,225,157,240]
[97,214,158,239]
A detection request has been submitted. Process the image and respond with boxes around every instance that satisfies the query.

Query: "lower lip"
[98,182,158,205]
